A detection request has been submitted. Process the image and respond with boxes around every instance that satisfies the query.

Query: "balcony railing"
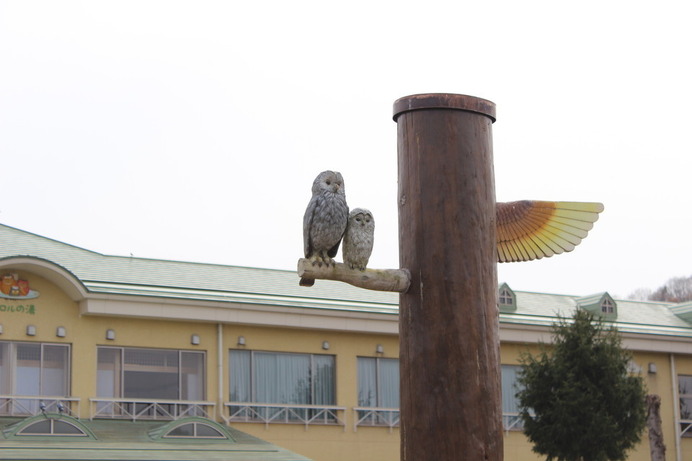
[503,412,524,431]
[225,402,345,428]
[353,407,399,432]
[89,398,216,421]
[0,395,80,417]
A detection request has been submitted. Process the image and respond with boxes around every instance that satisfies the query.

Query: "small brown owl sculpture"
[343,208,375,271]
[300,170,349,287]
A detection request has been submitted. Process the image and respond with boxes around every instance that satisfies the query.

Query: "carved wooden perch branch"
[297,258,411,293]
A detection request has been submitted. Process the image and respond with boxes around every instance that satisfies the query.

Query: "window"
[601,298,615,314]
[0,341,70,415]
[498,284,516,312]
[165,422,226,439]
[17,418,87,436]
[96,347,205,415]
[499,288,513,306]
[357,357,399,427]
[679,375,692,437]
[501,365,524,430]
[147,417,233,441]
[229,350,335,422]
[358,357,399,408]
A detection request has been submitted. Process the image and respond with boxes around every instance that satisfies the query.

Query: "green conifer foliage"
[517,310,646,461]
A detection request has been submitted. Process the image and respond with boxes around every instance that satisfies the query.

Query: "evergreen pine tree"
[516,310,646,461]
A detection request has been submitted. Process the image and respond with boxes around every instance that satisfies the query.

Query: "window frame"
[355,356,400,429]
[679,374,692,437]
[228,349,336,406]
[96,346,206,401]
[163,421,227,439]
[356,356,399,409]
[17,418,88,437]
[601,298,615,314]
[501,364,524,431]
[0,341,71,416]
[227,349,341,426]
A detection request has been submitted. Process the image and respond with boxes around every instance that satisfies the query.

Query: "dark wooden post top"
[393,93,496,122]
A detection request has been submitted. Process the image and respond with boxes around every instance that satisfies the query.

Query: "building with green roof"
[0,222,691,461]
[0,414,310,460]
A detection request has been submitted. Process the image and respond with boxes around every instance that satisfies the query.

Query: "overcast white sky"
[1,1,690,299]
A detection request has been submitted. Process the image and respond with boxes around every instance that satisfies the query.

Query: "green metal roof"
[1,222,691,339]
[0,222,398,314]
[0,416,311,460]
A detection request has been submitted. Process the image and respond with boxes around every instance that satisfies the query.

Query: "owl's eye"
[326,179,331,185]
[355,217,361,222]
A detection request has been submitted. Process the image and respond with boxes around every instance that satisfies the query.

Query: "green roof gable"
[576,292,617,319]
[671,301,692,323]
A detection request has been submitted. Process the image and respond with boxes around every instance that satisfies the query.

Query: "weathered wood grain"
[297,259,411,293]
[394,93,503,461]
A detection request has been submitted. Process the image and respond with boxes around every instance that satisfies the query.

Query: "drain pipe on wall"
[218,323,225,423]
[671,354,681,461]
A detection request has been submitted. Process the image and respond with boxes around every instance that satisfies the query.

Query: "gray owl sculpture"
[300,170,349,287]
[343,208,375,271]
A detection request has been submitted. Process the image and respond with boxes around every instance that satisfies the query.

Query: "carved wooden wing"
[496,200,604,263]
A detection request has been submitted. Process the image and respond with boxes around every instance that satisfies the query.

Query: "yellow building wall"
[0,271,221,420]
[223,324,400,461]
[2,269,690,461]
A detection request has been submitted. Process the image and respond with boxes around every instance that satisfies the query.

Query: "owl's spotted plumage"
[343,208,375,271]
[300,170,349,286]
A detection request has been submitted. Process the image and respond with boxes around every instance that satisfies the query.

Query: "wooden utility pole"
[394,94,503,461]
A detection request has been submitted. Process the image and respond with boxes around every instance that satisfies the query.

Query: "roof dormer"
[576,292,617,319]
[670,301,692,324]
[498,283,516,312]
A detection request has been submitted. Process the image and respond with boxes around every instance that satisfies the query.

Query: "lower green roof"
[0,416,311,461]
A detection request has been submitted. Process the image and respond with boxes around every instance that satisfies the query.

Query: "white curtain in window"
[0,343,69,414]
[358,357,377,407]
[230,351,335,406]
[229,350,251,402]
[255,352,310,404]
[501,365,521,415]
[357,357,399,408]
[313,354,335,405]
[379,358,399,408]
[16,343,40,396]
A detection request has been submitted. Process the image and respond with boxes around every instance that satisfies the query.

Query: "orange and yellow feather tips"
[496,201,604,263]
